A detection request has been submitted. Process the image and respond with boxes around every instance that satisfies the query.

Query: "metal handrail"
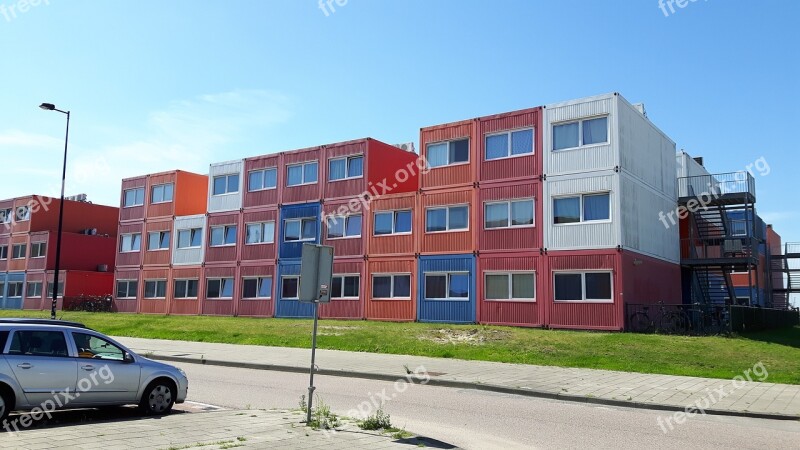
[677,172,756,200]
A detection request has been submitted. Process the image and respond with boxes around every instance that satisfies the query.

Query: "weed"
[359,408,392,431]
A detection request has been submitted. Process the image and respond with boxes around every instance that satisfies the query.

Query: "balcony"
[678,172,756,206]
[681,237,759,268]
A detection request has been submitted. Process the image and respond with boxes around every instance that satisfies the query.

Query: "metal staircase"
[771,243,800,309]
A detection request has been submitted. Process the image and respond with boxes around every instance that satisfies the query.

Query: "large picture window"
[485,272,535,301]
[248,167,277,192]
[326,215,362,239]
[424,273,469,300]
[484,200,534,229]
[329,155,364,181]
[212,174,240,196]
[287,162,318,186]
[284,218,316,242]
[553,117,608,151]
[553,272,612,302]
[553,193,610,224]
[426,205,468,232]
[485,129,534,160]
[374,210,412,235]
[372,274,411,299]
[427,139,469,168]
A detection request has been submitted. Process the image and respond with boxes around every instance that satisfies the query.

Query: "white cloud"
[0,89,293,205]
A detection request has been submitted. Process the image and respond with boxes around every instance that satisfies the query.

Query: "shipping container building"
[319,257,365,320]
[203,264,237,316]
[278,202,321,261]
[243,153,282,209]
[418,187,478,256]
[275,260,313,318]
[238,262,276,317]
[366,192,418,257]
[365,256,417,321]
[477,107,543,184]
[208,160,244,213]
[477,252,543,327]
[419,119,478,191]
[417,254,477,323]
[478,180,541,253]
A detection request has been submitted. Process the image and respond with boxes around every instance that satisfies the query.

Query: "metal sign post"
[299,243,334,424]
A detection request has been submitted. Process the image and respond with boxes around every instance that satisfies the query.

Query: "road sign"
[299,243,334,303]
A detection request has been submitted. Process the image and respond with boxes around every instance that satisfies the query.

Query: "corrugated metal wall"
[478,181,541,252]
[116,222,145,267]
[322,200,364,258]
[319,258,364,319]
[26,232,48,271]
[169,266,203,315]
[478,107,542,183]
[22,271,44,310]
[140,268,169,314]
[417,254,476,323]
[113,269,140,313]
[172,215,207,265]
[208,160,244,213]
[241,208,278,262]
[238,264,275,317]
[620,173,680,263]
[282,147,323,204]
[324,140,367,200]
[365,257,417,321]
[617,97,676,196]
[620,251,681,306]
[146,172,177,219]
[244,153,282,209]
[418,188,477,255]
[419,119,478,190]
[477,252,543,327]
[206,212,242,264]
[144,219,173,266]
[0,272,25,309]
[278,203,320,260]
[275,261,314,318]
[366,192,417,256]
[202,265,236,316]
[119,177,146,222]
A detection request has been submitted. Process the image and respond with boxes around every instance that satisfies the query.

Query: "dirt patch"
[419,328,512,345]
[318,325,359,336]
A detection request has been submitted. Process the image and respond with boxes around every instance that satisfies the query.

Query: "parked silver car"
[0,319,188,423]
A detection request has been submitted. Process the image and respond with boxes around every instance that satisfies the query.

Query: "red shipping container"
[143,219,173,267]
[203,265,237,316]
[113,268,141,313]
[241,207,279,263]
[477,107,543,183]
[139,267,170,314]
[321,199,365,258]
[364,256,417,321]
[238,263,276,317]
[243,153,282,209]
[120,176,147,223]
[170,266,203,315]
[366,192,418,257]
[419,119,479,191]
[22,271,46,310]
[281,146,325,205]
[477,252,543,327]
[7,235,27,272]
[206,212,243,265]
[478,180,542,253]
[116,222,145,268]
[319,258,365,319]
[417,187,478,255]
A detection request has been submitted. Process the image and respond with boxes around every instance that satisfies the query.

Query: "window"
[286,161,318,187]
[174,279,199,299]
[246,222,275,244]
[8,330,68,357]
[484,200,534,229]
[120,233,141,253]
[30,242,46,258]
[0,246,6,260]
[212,174,240,196]
[144,280,167,299]
[554,272,612,302]
[374,210,412,236]
[242,277,272,299]
[284,218,316,242]
[210,225,238,247]
[485,272,535,301]
[372,274,411,299]
[151,183,174,204]
[206,278,234,299]
[12,244,26,259]
[485,129,534,160]
[123,187,145,207]
[26,281,43,298]
[553,117,608,151]
[281,276,299,299]
[329,155,364,181]
[116,280,137,299]
[47,282,64,298]
[177,228,203,249]
[15,206,30,222]
[0,208,12,224]
[425,205,468,232]
[331,275,360,299]
[72,333,125,361]
[424,273,469,300]
[427,139,469,168]
[553,193,610,224]
[248,167,278,192]
[147,231,170,251]
[326,215,362,239]
[7,281,23,298]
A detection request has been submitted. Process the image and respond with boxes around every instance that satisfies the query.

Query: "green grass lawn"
[3,310,799,384]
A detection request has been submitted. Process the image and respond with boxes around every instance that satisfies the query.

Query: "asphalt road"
[175,362,800,450]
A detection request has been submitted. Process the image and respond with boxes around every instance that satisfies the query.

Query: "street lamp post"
[39,103,70,320]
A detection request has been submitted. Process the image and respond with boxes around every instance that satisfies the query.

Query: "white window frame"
[120,233,142,253]
[30,242,47,259]
[425,204,470,234]
[328,154,364,182]
[210,225,238,248]
[47,281,65,298]
[242,276,273,300]
[212,173,240,196]
[329,274,360,300]
[7,281,23,298]
[552,116,609,152]
[116,280,137,299]
[206,278,234,299]
[123,187,145,208]
[245,221,275,245]
[552,270,613,303]
[484,271,536,302]
[373,210,412,236]
[281,276,300,300]
[484,127,535,161]
[552,192,611,226]
[286,161,319,187]
[173,279,199,299]
[150,183,174,204]
[424,272,470,301]
[0,208,12,224]
[11,243,26,259]
[147,231,171,251]
[326,215,362,240]
[176,228,203,249]
[426,138,470,168]
[143,279,167,299]
[247,167,278,192]
[484,199,535,230]
[284,218,316,243]
[371,273,412,300]
[14,206,30,222]
[26,281,43,298]
[0,245,7,260]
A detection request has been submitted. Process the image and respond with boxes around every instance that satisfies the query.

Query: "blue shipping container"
[278,202,321,260]
[275,261,316,318]
[0,272,25,310]
[418,254,476,323]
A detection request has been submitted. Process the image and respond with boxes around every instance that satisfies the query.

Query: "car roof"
[0,318,89,329]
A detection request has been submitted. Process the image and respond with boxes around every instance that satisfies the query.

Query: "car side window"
[8,330,69,357]
[0,331,8,353]
[72,333,125,361]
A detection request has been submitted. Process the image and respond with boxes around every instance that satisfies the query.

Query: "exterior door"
[5,330,77,406]
[70,332,141,404]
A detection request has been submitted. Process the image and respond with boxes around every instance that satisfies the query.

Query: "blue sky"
[1,1,797,302]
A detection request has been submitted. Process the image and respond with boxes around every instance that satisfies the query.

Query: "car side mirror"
[123,352,135,364]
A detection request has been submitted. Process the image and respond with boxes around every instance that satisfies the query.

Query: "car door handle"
[81,365,95,371]
[17,363,33,369]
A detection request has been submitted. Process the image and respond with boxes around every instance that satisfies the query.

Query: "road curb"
[151,354,800,422]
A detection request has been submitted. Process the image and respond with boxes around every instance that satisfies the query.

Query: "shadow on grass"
[738,326,800,349]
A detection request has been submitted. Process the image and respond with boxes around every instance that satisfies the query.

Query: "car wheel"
[139,380,176,416]
[0,391,10,423]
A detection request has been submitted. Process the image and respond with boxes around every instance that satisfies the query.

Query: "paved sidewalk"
[3,409,446,449]
[117,337,800,420]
